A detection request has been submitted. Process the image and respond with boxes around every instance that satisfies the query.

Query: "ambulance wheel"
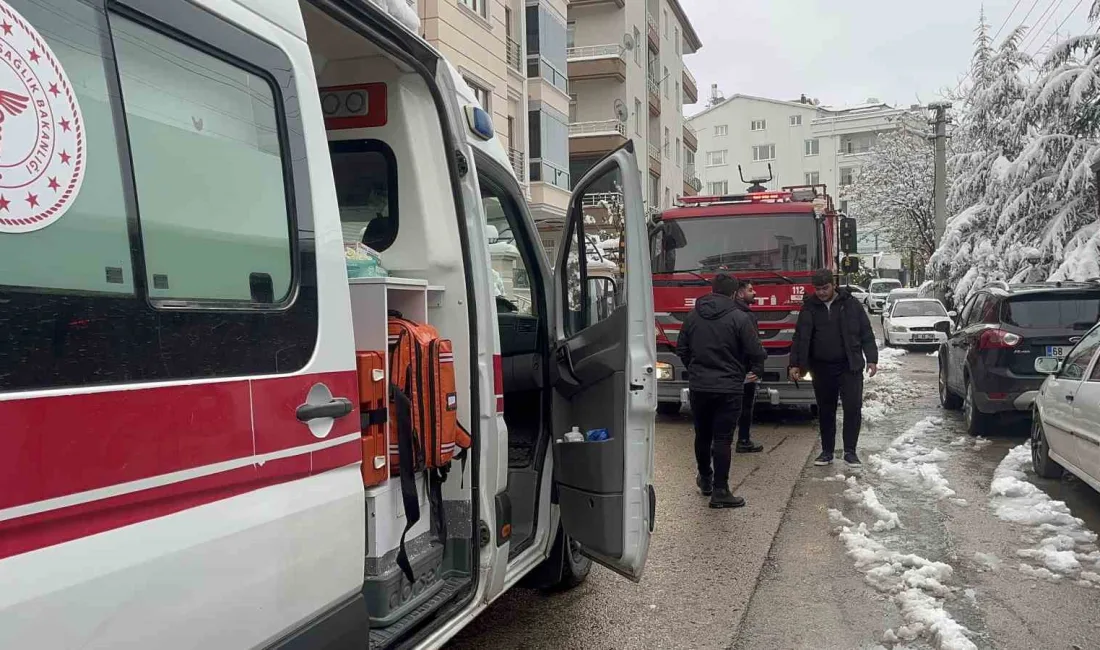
[657,402,682,416]
[545,526,591,591]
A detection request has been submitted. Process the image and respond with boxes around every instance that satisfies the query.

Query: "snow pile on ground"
[844,477,902,531]
[863,366,921,425]
[868,418,958,500]
[836,522,976,650]
[878,346,909,370]
[949,436,992,450]
[989,444,1100,585]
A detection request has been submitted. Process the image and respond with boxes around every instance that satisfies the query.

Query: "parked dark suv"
[938,281,1100,435]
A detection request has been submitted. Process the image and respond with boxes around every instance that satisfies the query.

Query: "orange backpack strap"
[391,383,420,584]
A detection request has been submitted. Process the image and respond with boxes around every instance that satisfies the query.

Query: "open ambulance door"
[550,143,657,581]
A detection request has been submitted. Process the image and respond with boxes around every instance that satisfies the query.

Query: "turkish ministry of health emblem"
[0,1,86,234]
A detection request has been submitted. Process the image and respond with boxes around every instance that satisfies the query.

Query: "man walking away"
[677,274,767,508]
[789,269,878,468]
[734,280,764,453]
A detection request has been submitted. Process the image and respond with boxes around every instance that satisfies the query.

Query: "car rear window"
[1003,294,1100,330]
[870,281,901,293]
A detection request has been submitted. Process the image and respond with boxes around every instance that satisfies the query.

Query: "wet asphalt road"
[448,320,1100,650]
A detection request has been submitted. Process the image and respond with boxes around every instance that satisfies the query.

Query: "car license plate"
[1047,345,1066,358]
[913,333,935,341]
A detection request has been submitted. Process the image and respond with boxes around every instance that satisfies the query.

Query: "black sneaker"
[696,473,713,496]
[736,440,764,453]
[708,488,746,509]
[813,452,834,466]
[844,452,863,468]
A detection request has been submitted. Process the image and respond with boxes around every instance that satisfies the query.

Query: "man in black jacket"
[734,280,764,453]
[789,269,878,467]
[677,274,767,508]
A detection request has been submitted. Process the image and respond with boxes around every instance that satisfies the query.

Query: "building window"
[840,200,850,213]
[464,76,491,113]
[634,98,642,135]
[706,150,728,166]
[674,27,681,54]
[790,115,802,126]
[663,66,669,97]
[663,9,669,37]
[752,144,776,161]
[750,119,766,131]
[569,93,578,123]
[804,171,820,185]
[566,20,575,49]
[685,149,695,167]
[804,139,820,156]
[714,124,729,137]
[664,187,671,207]
[460,0,488,19]
[707,180,729,195]
[675,81,680,105]
[840,167,855,185]
[663,127,670,156]
[526,5,568,93]
[675,138,681,166]
[528,104,571,190]
[633,27,641,65]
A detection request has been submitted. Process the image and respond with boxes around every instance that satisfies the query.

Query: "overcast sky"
[679,0,1093,114]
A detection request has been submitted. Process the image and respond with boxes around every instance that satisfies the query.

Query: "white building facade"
[689,94,921,255]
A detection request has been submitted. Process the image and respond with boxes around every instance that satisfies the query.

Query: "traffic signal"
[839,216,858,254]
[840,254,860,274]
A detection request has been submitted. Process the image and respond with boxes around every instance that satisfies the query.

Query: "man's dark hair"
[712,273,739,296]
[811,269,834,287]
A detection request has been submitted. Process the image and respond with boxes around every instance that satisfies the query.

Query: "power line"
[1022,0,1071,50]
[992,0,1026,40]
[1031,0,1088,53]
[1014,0,1049,34]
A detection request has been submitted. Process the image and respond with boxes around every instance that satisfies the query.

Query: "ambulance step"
[363,541,445,628]
[367,576,468,648]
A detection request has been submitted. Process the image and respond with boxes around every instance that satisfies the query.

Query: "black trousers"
[811,363,864,455]
[689,390,743,488]
[739,382,757,442]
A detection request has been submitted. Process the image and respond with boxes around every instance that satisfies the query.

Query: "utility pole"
[928,101,951,301]
[929,101,951,247]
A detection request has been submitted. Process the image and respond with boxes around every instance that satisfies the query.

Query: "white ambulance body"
[0,0,657,648]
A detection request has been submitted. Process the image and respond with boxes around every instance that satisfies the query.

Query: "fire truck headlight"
[656,362,674,380]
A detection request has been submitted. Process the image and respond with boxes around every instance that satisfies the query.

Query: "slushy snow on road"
[989,444,1100,586]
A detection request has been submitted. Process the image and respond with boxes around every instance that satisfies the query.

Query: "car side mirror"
[933,321,951,334]
[1034,356,1061,374]
[947,310,957,318]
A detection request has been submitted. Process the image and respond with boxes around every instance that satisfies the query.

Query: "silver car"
[867,278,903,313]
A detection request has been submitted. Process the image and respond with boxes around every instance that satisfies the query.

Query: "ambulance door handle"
[296,397,354,422]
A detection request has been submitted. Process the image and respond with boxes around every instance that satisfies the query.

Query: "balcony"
[506,37,522,75]
[567,44,627,83]
[683,166,701,196]
[647,76,661,115]
[683,66,698,104]
[569,119,628,157]
[683,122,697,151]
[646,12,659,50]
[648,141,661,175]
[567,0,625,6]
[508,147,526,182]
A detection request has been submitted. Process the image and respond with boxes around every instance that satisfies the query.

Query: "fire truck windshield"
[651,214,821,274]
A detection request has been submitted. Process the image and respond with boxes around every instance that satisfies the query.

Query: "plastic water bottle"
[585,428,609,442]
[563,426,585,443]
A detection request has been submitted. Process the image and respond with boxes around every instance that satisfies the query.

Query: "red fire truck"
[650,174,855,414]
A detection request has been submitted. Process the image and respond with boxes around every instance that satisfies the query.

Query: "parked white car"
[1031,323,1100,491]
[867,278,903,312]
[842,284,868,304]
[883,298,954,347]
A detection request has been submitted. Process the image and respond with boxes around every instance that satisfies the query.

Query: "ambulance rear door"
[550,143,656,581]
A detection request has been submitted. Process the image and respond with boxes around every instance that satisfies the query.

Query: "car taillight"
[979,328,1021,349]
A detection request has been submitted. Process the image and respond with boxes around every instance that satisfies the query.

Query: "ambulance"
[0,1,657,649]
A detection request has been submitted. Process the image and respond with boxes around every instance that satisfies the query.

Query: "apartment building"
[689,95,922,254]
[418,0,573,231]
[565,0,702,241]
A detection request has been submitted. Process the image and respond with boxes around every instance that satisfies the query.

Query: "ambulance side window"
[112,15,293,303]
[0,0,318,393]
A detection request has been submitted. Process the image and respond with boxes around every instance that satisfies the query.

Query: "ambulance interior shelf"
[348,276,443,558]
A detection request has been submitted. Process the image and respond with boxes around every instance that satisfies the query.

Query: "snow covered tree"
[929,15,1032,304]
[845,126,938,269]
